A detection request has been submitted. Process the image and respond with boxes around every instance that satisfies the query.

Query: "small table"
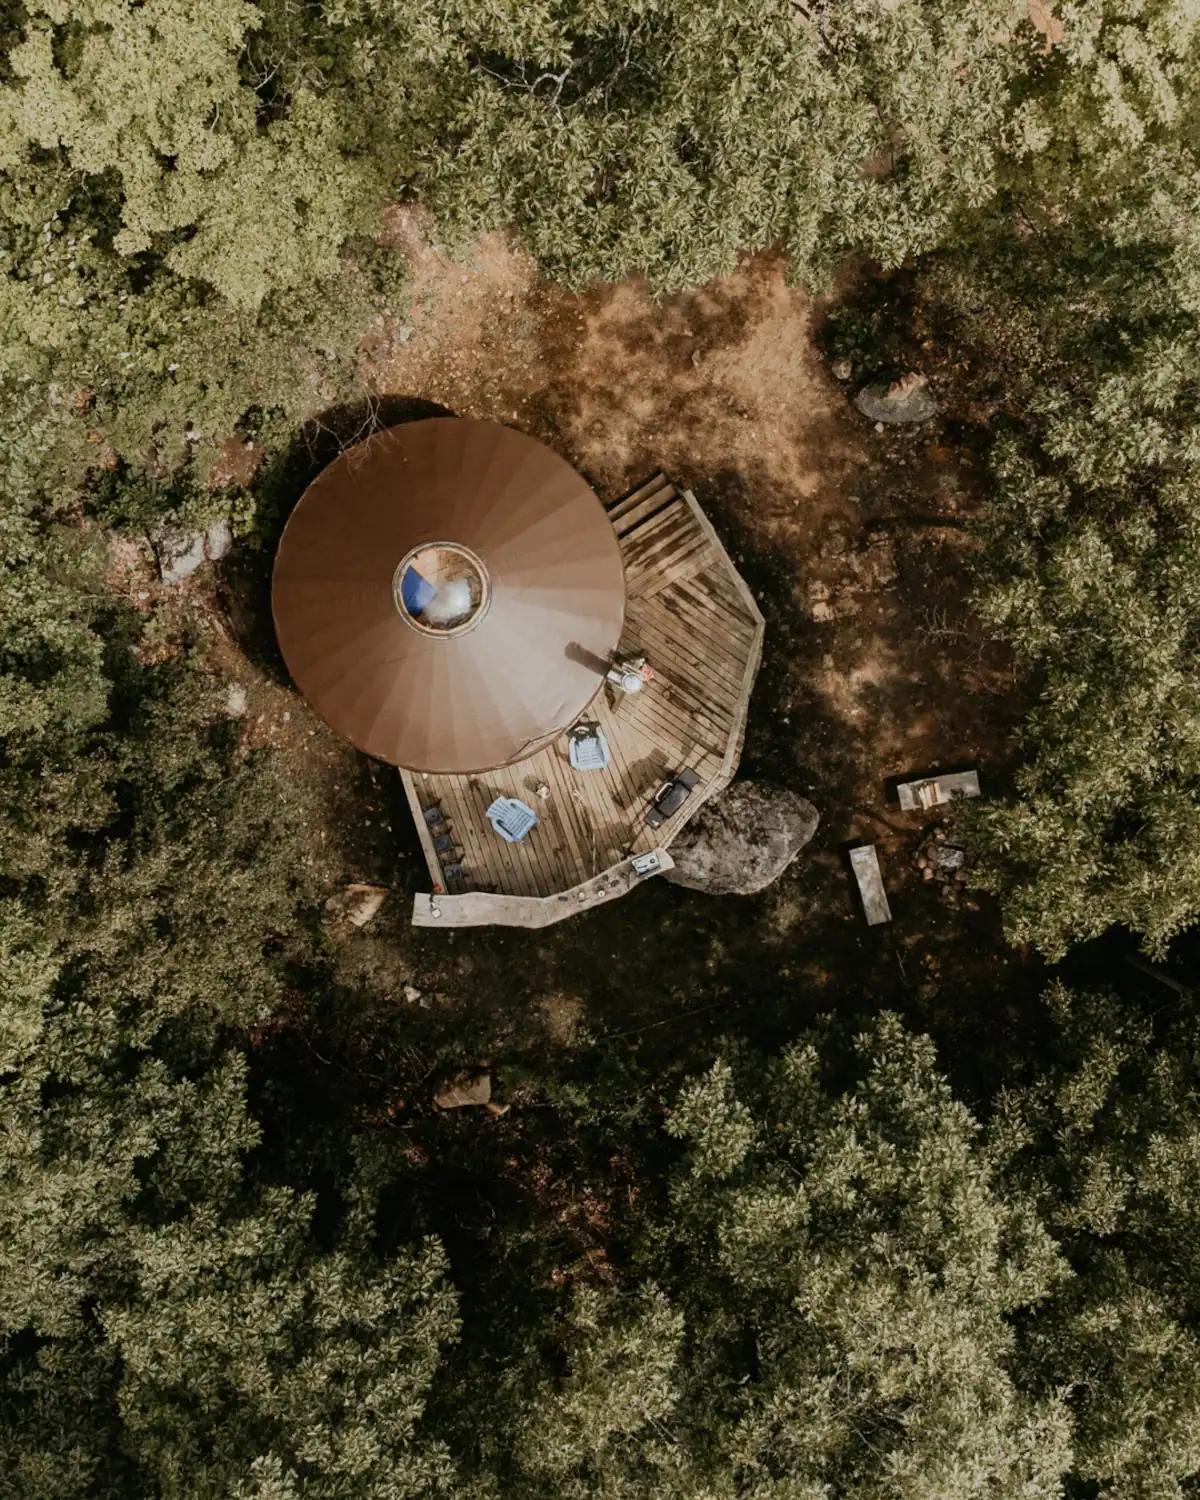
[897,770,981,812]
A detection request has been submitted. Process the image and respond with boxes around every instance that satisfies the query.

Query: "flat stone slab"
[855,373,938,425]
[324,884,388,929]
[434,1071,492,1109]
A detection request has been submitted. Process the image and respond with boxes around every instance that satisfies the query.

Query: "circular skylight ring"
[393,541,490,638]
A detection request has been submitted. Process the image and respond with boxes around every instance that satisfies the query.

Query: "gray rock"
[434,1071,491,1110]
[150,517,234,582]
[664,780,820,896]
[152,527,206,583]
[206,517,233,560]
[854,373,938,425]
[935,845,966,873]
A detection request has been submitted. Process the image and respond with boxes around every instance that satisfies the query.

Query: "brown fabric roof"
[271,418,626,773]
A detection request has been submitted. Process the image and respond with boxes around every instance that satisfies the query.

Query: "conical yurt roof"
[271,418,626,774]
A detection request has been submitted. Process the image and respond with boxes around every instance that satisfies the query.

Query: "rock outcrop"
[854,372,938,425]
[664,781,820,896]
[150,518,233,583]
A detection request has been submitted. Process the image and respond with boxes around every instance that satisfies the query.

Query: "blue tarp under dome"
[400,565,437,616]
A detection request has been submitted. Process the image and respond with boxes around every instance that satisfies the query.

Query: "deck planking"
[402,482,764,916]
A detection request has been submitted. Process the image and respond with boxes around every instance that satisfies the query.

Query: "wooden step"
[612,484,678,538]
[621,498,689,563]
[607,472,669,521]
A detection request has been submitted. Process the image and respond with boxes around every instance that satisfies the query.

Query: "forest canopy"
[5,0,1200,1495]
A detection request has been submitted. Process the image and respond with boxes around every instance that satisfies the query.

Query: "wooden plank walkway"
[850,845,892,926]
[402,476,765,926]
[411,849,676,928]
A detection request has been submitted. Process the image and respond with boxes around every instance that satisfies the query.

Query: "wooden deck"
[401,476,765,927]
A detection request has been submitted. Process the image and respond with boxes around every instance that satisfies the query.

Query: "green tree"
[995,983,1200,1499]
[512,1285,683,1489]
[498,1016,1072,1499]
[0,482,459,1495]
[0,0,411,491]
[3,0,1138,508]
[0,0,384,311]
[935,215,1200,956]
[425,0,1022,291]
[100,1190,458,1499]
[901,0,1200,954]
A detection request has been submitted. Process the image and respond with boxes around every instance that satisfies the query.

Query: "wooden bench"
[850,844,892,925]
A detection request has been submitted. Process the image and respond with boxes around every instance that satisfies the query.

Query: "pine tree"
[0,489,459,1494]
[500,1016,1072,1499]
[995,984,1200,1500]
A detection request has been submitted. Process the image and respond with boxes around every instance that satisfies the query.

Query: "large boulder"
[664,781,820,896]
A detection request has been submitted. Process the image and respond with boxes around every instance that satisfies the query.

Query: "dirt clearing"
[211,209,1041,1126]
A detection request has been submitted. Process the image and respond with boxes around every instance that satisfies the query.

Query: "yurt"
[273,417,764,929]
[271,418,626,775]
